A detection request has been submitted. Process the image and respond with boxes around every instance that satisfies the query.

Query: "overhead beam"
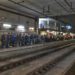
[52,13,75,17]
[0,5,35,19]
[54,0,69,13]
[64,0,75,12]
[8,0,44,15]
[18,0,42,9]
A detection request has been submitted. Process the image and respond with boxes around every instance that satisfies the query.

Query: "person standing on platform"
[1,33,6,48]
[21,33,25,46]
[11,33,16,47]
[24,34,29,45]
[18,33,22,46]
[5,33,10,48]
[16,34,20,46]
[30,34,34,45]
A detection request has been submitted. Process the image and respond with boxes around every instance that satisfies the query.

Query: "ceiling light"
[16,25,25,32]
[29,27,34,31]
[3,23,12,29]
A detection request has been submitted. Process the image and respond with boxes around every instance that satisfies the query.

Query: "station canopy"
[0,0,75,18]
[0,0,75,33]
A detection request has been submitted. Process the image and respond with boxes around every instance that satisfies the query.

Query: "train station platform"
[0,39,75,52]
[0,0,75,75]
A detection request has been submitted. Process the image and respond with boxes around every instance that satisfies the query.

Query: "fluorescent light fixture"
[29,27,34,31]
[29,27,34,30]
[16,25,25,32]
[17,25,24,29]
[3,23,12,29]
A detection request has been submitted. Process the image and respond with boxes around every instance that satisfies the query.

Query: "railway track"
[0,42,75,75]
[0,40,73,61]
[44,52,75,75]
[26,45,75,75]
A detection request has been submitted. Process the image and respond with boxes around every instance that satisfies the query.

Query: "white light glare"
[66,25,72,30]
[47,30,49,33]
[17,25,24,29]
[17,25,25,32]
[29,27,34,30]
[3,23,12,29]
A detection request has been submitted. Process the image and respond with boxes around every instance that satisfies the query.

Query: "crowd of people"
[0,32,74,48]
[0,32,43,48]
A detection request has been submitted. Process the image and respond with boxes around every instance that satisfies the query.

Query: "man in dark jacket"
[11,33,17,47]
[6,33,10,48]
[1,33,6,48]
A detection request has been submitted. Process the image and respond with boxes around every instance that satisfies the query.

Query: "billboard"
[39,18,56,29]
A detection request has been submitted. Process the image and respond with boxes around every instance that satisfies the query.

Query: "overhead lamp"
[29,27,34,30]
[17,25,24,29]
[3,23,12,29]
[29,27,34,31]
[16,25,25,32]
